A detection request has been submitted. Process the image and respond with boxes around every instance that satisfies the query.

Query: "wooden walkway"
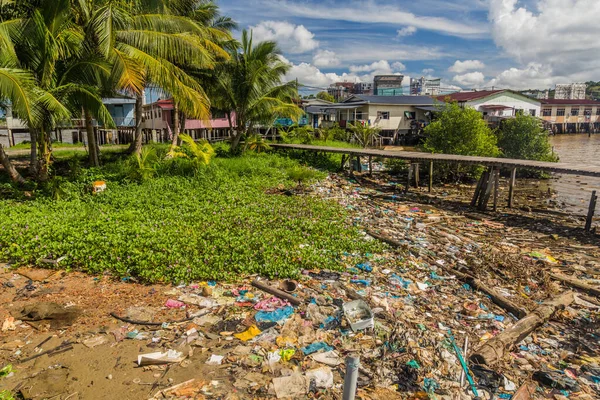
[271,143,600,178]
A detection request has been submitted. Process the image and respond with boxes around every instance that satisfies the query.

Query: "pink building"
[141,99,236,142]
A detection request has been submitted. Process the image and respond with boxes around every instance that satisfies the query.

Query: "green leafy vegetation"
[0,152,382,283]
[423,102,499,180]
[497,114,559,162]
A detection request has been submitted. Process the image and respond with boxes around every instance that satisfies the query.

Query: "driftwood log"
[251,280,302,306]
[549,273,600,297]
[448,267,528,319]
[470,292,574,366]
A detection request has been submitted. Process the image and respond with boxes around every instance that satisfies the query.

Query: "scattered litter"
[137,350,185,366]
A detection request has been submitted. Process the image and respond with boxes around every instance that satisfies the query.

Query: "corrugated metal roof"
[102,97,136,105]
[541,99,600,105]
[435,90,504,102]
[344,95,435,105]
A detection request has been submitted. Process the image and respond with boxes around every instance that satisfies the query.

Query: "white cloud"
[453,71,486,87]
[249,21,318,53]
[422,68,435,75]
[312,50,340,67]
[487,63,556,90]
[264,0,487,38]
[397,26,417,37]
[488,0,600,87]
[448,60,485,73]
[349,60,405,73]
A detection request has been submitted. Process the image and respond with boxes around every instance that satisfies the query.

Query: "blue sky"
[217,0,600,92]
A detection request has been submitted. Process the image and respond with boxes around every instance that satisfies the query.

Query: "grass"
[9,142,85,150]
[0,146,383,283]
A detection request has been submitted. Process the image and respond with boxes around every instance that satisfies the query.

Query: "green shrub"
[384,159,408,175]
[423,102,499,181]
[497,114,558,162]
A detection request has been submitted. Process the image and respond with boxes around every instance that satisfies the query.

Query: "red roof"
[540,99,600,105]
[435,90,504,102]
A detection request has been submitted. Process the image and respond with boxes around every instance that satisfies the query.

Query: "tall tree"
[217,30,301,151]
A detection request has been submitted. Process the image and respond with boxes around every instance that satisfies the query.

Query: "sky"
[217,0,600,94]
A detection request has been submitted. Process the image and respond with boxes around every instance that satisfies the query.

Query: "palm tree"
[71,0,228,159]
[8,0,117,180]
[217,30,302,151]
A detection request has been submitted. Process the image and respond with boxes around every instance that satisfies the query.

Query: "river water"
[547,134,600,215]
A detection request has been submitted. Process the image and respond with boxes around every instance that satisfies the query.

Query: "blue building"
[102,97,136,127]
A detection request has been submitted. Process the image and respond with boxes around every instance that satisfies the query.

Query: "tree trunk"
[226,112,233,139]
[85,110,99,167]
[128,94,144,155]
[0,143,25,184]
[170,103,180,150]
[29,129,38,175]
[36,128,52,181]
[230,129,244,151]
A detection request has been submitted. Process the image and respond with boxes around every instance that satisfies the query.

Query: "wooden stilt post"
[340,154,347,172]
[479,167,495,211]
[405,164,413,193]
[414,163,420,189]
[368,156,372,175]
[349,154,354,174]
[508,168,516,208]
[428,161,433,193]
[472,169,488,207]
[585,190,597,232]
[493,168,500,212]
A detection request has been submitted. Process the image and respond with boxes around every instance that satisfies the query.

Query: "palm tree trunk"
[29,129,38,175]
[0,143,25,184]
[128,94,144,154]
[226,112,233,138]
[36,128,52,181]
[85,110,99,167]
[170,103,180,150]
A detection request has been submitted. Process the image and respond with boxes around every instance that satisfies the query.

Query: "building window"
[542,108,552,116]
[597,108,600,116]
[377,111,390,120]
[584,108,592,116]
[571,107,579,116]
[355,111,364,120]
[515,109,524,116]
[556,108,565,116]
[529,109,536,117]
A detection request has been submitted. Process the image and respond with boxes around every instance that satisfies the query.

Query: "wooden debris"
[549,273,600,297]
[470,292,574,366]
[251,280,302,306]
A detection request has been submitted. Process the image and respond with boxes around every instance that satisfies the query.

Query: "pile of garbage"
[1,173,600,399]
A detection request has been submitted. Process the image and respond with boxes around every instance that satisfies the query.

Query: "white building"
[410,77,441,96]
[555,83,587,100]
[437,90,541,120]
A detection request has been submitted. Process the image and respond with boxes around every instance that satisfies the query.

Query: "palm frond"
[0,67,37,125]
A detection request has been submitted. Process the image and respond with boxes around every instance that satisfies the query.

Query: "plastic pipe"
[342,356,360,400]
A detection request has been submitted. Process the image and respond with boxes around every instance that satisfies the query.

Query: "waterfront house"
[334,95,436,144]
[436,90,542,121]
[540,99,600,134]
[141,99,236,142]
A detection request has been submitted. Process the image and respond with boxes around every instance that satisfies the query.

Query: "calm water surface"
[548,134,600,215]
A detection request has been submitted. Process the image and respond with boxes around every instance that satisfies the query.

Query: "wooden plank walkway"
[271,143,600,178]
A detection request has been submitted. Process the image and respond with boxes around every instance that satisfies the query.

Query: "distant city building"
[374,75,404,96]
[410,77,441,96]
[540,99,600,134]
[523,90,549,100]
[327,82,355,101]
[555,83,587,100]
[354,82,373,95]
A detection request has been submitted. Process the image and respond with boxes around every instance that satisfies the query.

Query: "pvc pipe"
[342,356,360,400]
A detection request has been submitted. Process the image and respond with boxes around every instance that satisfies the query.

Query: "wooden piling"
[508,168,516,208]
[368,156,372,175]
[428,161,433,193]
[493,169,500,212]
[585,190,597,232]
[405,164,413,193]
[471,171,487,207]
[479,167,495,211]
[414,163,420,188]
